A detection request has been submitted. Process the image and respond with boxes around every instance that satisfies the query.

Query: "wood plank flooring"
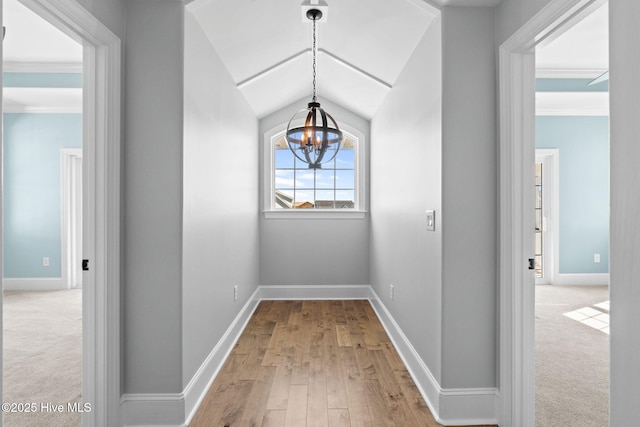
[189,300,496,427]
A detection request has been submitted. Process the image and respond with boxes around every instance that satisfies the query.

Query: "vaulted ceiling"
[190,0,442,120]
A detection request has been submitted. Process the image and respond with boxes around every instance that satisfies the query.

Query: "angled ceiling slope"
[191,0,438,120]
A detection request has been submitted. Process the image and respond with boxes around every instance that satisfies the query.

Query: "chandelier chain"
[312,17,317,102]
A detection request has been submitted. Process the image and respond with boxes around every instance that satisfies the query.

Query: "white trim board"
[3,61,82,73]
[122,285,497,426]
[3,278,66,291]
[259,284,371,300]
[553,273,609,286]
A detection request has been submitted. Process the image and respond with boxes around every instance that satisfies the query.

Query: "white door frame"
[535,149,559,285]
[498,0,606,425]
[61,148,83,289]
[1,1,121,426]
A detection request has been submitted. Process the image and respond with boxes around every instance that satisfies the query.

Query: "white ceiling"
[2,0,82,112]
[191,0,439,119]
[536,3,608,77]
[3,0,82,70]
[535,3,608,116]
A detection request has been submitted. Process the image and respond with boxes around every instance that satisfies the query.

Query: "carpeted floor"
[3,289,82,427]
[536,285,609,427]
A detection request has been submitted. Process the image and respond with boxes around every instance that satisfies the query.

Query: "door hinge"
[82,259,89,271]
[528,258,535,270]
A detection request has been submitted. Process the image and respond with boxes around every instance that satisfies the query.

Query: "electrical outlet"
[594,253,601,263]
[43,257,50,267]
[234,285,238,301]
[389,284,395,301]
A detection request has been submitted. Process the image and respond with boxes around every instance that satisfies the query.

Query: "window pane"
[271,131,360,211]
[316,170,335,189]
[274,189,293,209]
[336,149,354,169]
[336,169,355,188]
[294,190,314,208]
[275,169,295,189]
[335,190,355,209]
[295,170,315,189]
[315,190,335,208]
[275,148,294,169]
[322,146,339,166]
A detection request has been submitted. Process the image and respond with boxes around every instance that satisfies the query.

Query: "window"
[264,126,366,218]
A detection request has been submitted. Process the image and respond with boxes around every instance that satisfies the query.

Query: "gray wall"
[183,10,259,388]
[609,0,640,423]
[370,15,443,383]
[440,6,496,389]
[370,5,497,391]
[124,0,185,394]
[259,99,370,287]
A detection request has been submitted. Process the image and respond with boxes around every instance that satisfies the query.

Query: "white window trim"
[263,122,367,219]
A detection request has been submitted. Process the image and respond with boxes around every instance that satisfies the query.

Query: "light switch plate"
[426,210,435,231]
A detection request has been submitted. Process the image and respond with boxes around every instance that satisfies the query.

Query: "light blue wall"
[3,72,82,88]
[3,113,82,278]
[536,78,608,92]
[536,116,609,274]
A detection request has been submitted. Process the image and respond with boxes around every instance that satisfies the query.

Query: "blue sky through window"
[274,133,356,209]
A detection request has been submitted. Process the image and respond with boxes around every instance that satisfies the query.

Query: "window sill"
[263,210,367,220]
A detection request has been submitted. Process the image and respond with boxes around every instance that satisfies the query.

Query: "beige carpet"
[3,289,82,427]
[536,285,609,427]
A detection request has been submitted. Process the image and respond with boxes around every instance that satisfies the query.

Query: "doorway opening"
[534,4,609,425]
[2,0,84,424]
[1,0,121,424]
[498,0,609,426]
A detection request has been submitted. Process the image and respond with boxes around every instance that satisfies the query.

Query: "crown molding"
[535,68,607,79]
[3,61,82,73]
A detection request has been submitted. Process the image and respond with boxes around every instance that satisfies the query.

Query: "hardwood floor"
[190,300,495,427]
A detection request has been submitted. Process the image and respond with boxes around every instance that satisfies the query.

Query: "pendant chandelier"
[286,8,343,170]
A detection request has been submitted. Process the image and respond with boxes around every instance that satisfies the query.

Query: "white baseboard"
[554,273,609,286]
[120,287,261,427]
[120,393,185,427]
[122,284,497,426]
[368,287,498,426]
[3,278,67,291]
[183,287,261,425]
[259,284,371,300]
